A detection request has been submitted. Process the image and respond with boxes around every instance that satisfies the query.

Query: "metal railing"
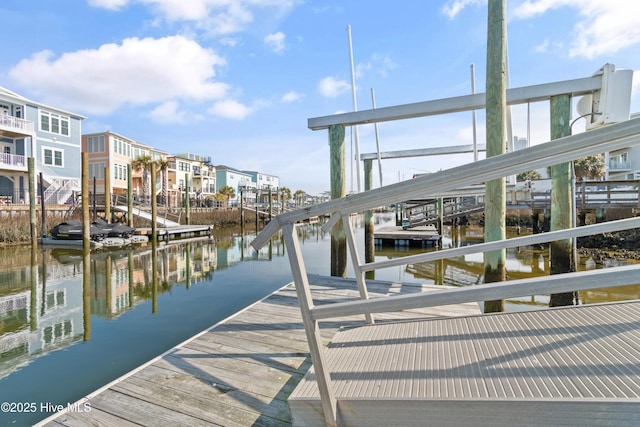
[251,117,640,426]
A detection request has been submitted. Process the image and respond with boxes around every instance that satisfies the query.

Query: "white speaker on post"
[576,63,633,131]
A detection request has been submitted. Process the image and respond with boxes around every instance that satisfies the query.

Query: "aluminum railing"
[251,117,640,426]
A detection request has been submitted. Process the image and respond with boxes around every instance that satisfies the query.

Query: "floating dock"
[136,225,213,240]
[37,225,211,250]
[374,225,440,247]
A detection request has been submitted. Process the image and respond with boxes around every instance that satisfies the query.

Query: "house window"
[88,163,105,180]
[43,147,63,167]
[40,111,69,136]
[87,135,105,153]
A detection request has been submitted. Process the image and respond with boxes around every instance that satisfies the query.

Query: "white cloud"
[148,101,187,124]
[88,0,129,10]
[281,90,302,102]
[355,62,371,79]
[534,38,550,53]
[442,0,640,60]
[441,0,485,19]
[264,31,286,54]
[8,35,228,115]
[89,0,298,36]
[208,99,253,119]
[219,37,241,47]
[513,0,640,59]
[318,76,350,98]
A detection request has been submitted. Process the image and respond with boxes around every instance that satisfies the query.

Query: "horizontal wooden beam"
[308,76,601,130]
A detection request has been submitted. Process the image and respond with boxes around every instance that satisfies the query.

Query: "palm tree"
[217,185,236,207]
[517,170,541,182]
[294,189,306,208]
[574,155,605,182]
[154,158,171,207]
[280,186,292,210]
[131,155,153,205]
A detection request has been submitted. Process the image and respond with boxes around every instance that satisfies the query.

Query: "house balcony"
[0,152,27,172]
[608,160,632,172]
[0,115,35,138]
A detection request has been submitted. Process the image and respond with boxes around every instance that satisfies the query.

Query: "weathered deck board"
[39,277,479,427]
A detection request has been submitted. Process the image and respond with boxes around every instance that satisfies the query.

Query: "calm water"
[1,214,638,426]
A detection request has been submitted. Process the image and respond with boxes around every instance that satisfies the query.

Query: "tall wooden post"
[104,165,111,223]
[483,0,507,313]
[240,189,244,226]
[269,187,273,220]
[329,124,347,277]
[28,157,37,247]
[82,153,90,251]
[549,94,576,307]
[185,173,190,225]
[39,173,46,237]
[364,159,374,264]
[151,162,157,243]
[437,197,444,247]
[127,164,133,227]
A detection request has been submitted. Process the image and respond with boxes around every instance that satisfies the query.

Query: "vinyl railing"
[251,117,640,426]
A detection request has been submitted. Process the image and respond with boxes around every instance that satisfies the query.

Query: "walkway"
[38,276,479,426]
[113,205,181,227]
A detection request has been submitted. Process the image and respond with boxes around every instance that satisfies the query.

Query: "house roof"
[0,85,87,119]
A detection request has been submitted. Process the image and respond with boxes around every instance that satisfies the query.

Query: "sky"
[1,0,640,196]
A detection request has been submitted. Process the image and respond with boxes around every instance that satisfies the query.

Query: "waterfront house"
[169,153,216,206]
[243,170,280,207]
[215,165,256,204]
[0,86,84,205]
[606,113,640,179]
[83,131,169,206]
[243,170,280,191]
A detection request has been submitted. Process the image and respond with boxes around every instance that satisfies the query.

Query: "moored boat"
[50,220,107,241]
[93,219,136,238]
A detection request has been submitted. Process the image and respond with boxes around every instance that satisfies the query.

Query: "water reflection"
[0,234,286,384]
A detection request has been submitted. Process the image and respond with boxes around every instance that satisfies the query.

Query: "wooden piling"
[28,157,37,247]
[549,94,576,307]
[127,164,133,228]
[82,153,90,252]
[329,124,347,277]
[104,165,111,223]
[364,159,374,264]
[483,0,507,313]
[185,173,190,225]
[151,162,157,243]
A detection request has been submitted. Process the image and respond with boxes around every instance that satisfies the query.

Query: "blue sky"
[1,0,639,195]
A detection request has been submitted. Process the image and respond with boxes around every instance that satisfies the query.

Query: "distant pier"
[374,225,440,247]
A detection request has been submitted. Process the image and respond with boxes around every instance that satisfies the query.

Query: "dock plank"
[38,277,479,427]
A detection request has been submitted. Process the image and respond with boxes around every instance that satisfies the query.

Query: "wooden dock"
[374,225,440,247]
[38,276,479,426]
[137,224,213,240]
